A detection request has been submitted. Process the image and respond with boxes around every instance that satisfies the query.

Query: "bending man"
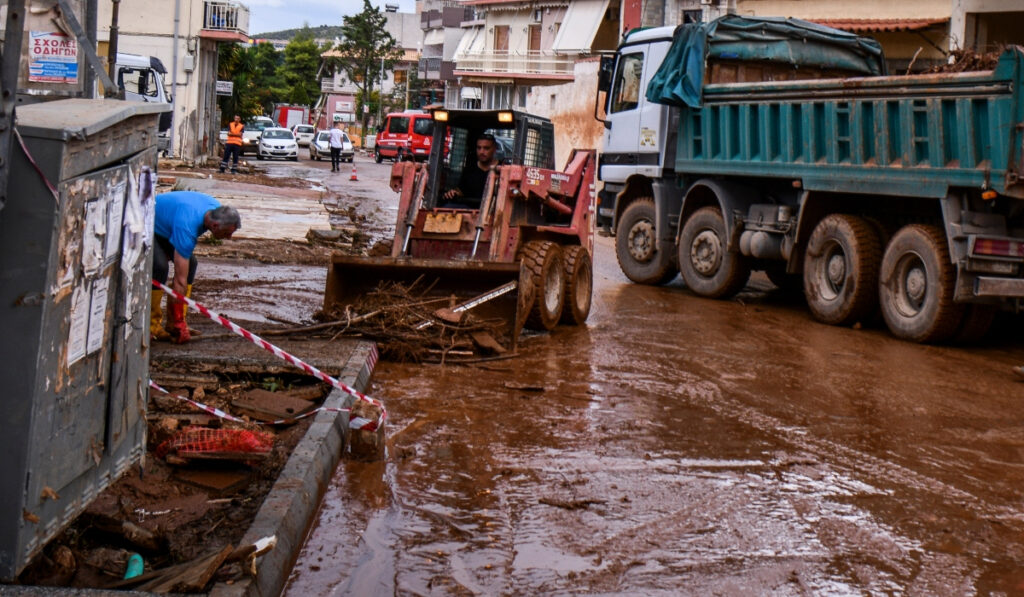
[151,191,241,343]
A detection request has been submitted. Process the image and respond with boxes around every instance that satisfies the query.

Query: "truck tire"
[615,198,678,285]
[560,245,592,325]
[879,224,964,343]
[678,206,750,298]
[519,241,566,331]
[803,214,881,326]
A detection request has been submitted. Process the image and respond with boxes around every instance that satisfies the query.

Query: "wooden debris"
[86,514,163,552]
[132,544,233,593]
[503,381,545,392]
[174,469,251,495]
[538,497,606,510]
[232,388,315,423]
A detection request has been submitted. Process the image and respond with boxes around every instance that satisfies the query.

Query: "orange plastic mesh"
[157,426,274,459]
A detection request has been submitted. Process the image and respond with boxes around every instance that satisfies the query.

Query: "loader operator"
[442,133,498,208]
[150,191,241,344]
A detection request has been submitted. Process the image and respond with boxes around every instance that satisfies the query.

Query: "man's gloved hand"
[169,301,191,344]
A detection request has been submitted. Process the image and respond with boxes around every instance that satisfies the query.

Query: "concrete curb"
[3,341,379,597]
[209,341,378,597]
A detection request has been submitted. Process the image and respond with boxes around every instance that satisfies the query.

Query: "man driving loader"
[442,133,498,208]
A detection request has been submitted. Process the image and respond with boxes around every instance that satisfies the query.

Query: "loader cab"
[425,109,555,209]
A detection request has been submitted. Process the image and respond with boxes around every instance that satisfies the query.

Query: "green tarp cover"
[646,15,887,108]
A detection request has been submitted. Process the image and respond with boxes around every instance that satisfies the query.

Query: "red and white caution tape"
[148,380,353,426]
[153,280,385,431]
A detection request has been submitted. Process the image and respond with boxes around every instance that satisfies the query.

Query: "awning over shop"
[552,0,611,53]
[811,18,949,33]
[460,87,482,100]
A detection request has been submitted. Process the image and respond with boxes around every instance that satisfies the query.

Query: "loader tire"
[560,245,593,326]
[519,240,566,331]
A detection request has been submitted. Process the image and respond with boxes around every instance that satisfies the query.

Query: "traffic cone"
[349,163,358,181]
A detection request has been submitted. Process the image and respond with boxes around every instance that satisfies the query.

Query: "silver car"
[309,130,354,162]
[256,127,298,161]
[292,124,315,147]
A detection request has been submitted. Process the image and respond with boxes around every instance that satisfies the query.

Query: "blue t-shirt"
[154,191,221,259]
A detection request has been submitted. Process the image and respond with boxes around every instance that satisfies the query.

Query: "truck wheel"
[615,198,678,285]
[803,214,881,326]
[374,150,383,164]
[678,206,750,298]
[879,224,964,343]
[519,240,566,331]
[952,304,996,344]
[560,246,592,325]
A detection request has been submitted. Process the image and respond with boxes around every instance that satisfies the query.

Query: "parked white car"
[292,124,315,147]
[309,130,354,162]
[256,127,298,161]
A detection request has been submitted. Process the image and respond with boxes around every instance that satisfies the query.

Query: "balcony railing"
[454,50,575,77]
[203,1,249,36]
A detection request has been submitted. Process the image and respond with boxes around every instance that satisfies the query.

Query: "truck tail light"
[972,237,1024,258]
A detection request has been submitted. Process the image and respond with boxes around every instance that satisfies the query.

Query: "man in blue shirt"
[151,191,241,343]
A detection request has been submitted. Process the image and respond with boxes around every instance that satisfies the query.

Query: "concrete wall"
[525,58,604,169]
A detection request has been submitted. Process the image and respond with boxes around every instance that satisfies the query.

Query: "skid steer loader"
[324,109,597,350]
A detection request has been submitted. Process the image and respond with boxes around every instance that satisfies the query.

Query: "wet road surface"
[275,218,1024,594]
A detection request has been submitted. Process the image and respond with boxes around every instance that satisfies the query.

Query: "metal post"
[106,0,123,99]
[0,0,28,213]
[169,0,181,158]
[84,0,97,97]
[377,57,384,127]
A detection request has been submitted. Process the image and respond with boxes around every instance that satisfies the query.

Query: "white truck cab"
[113,53,172,151]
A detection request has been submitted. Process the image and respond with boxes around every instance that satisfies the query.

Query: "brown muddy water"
[275,237,1024,595]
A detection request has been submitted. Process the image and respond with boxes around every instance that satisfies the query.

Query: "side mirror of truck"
[597,55,615,93]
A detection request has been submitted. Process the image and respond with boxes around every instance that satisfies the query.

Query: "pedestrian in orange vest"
[220,115,244,174]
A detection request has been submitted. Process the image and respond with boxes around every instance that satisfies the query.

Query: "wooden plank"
[137,544,233,593]
[233,388,315,422]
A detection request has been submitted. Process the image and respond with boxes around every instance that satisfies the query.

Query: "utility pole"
[377,56,384,127]
[0,0,28,213]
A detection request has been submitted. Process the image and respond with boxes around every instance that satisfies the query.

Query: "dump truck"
[324,109,597,349]
[597,15,1024,343]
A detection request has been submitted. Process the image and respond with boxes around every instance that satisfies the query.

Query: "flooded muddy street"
[281,229,1024,594]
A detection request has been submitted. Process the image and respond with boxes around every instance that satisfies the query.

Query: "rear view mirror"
[597,54,616,93]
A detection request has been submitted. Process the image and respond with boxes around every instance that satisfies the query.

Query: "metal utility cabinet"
[0,98,166,579]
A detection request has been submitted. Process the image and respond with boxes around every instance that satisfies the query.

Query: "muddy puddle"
[286,237,1024,595]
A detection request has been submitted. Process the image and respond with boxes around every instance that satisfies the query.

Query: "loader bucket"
[324,255,531,352]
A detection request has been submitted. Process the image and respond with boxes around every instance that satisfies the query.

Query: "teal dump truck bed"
[670,49,1024,199]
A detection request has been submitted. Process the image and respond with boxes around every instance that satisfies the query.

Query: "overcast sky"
[247,0,417,36]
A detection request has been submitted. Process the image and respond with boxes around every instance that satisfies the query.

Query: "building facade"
[98,0,250,162]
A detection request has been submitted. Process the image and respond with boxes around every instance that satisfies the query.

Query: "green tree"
[333,0,402,134]
[250,42,287,115]
[217,42,287,123]
[281,27,323,105]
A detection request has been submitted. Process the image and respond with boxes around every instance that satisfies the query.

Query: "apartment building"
[97,0,250,162]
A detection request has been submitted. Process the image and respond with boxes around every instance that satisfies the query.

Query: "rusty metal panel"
[0,98,156,580]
